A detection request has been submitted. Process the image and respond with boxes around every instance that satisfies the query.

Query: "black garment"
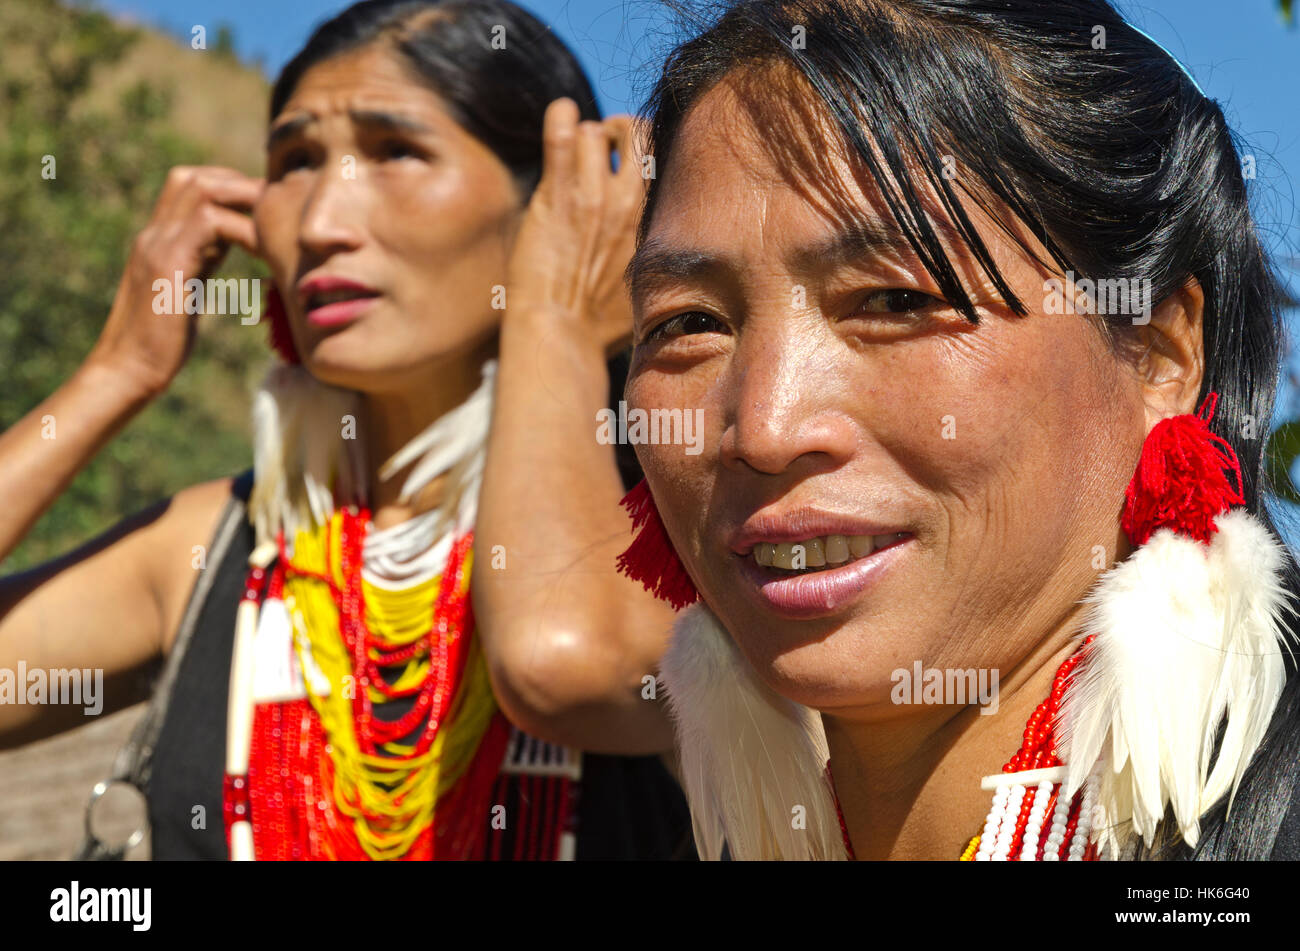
[144,469,695,860]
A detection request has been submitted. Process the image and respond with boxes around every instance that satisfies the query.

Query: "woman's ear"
[1129,276,1205,429]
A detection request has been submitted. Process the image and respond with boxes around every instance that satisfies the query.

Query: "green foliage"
[0,0,269,571]
[214,23,237,59]
[1266,421,1300,505]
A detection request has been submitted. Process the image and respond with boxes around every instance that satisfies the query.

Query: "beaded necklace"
[228,358,580,860]
[225,508,512,860]
[833,638,1102,861]
[965,636,1100,861]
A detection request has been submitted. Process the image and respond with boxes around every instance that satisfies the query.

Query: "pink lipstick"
[297,275,380,328]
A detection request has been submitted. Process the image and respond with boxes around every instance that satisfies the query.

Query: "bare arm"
[472,102,678,754]
[475,310,678,754]
[0,475,233,748]
[0,165,261,747]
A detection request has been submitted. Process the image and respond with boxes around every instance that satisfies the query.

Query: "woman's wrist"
[502,307,613,388]
[506,304,611,346]
[76,350,164,413]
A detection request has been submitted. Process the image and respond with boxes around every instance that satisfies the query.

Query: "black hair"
[637,0,1300,859]
[270,0,601,199]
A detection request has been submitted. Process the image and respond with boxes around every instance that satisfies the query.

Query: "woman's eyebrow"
[787,215,967,274]
[265,110,435,151]
[349,109,436,136]
[625,215,967,299]
[266,114,313,151]
[624,238,735,301]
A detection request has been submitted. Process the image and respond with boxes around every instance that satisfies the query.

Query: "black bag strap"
[75,470,255,860]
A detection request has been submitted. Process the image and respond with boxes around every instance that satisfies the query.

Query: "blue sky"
[89,1,1299,128]
[90,2,1298,230]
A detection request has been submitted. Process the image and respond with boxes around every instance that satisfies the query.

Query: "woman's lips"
[736,534,912,619]
[305,295,377,327]
[297,275,381,327]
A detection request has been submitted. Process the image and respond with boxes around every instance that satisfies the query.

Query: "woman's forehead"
[668,67,854,191]
[645,91,925,261]
[270,45,455,133]
[643,69,1050,288]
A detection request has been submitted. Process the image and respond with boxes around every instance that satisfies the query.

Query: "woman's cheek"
[628,367,715,512]
[623,370,658,422]
[627,375,676,477]
[253,194,300,290]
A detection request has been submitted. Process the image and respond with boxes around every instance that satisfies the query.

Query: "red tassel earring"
[263,285,300,364]
[1120,391,1246,547]
[615,478,700,610]
[1055,390,1291,853]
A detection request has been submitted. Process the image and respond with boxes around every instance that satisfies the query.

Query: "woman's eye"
[272,149,312,177]
[853,289,940,315]
[380,140,423,161]
[643,311,727,343]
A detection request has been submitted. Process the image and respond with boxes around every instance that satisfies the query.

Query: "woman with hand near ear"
[0,0,691,861]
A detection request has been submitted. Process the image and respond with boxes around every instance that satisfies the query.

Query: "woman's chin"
[300,357,380,392]
[748,638,921,715]
[299,329,498,394]
[301,344,422,392]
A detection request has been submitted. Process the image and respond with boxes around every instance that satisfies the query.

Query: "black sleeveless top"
[142,467,695,860]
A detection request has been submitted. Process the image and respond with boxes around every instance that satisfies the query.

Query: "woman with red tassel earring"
[0,0,693,863]
[617,0,1300,864]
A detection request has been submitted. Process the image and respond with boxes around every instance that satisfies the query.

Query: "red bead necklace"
[273,507,474,755]
[226,506,512,860]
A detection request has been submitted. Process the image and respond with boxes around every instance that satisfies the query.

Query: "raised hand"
[90,166,263,397]
[504,98,648,356]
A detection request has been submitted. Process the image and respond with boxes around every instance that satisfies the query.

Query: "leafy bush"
[0,0,270,570]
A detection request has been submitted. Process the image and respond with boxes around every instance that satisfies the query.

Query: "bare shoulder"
[146,475,240,655]
[0,474,243,746]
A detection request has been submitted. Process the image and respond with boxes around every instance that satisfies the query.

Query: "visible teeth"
[312,289,371,307]
[848,535,875,558]
[755,532,906,570]
[824,535,850,564]
[772,542,801,570]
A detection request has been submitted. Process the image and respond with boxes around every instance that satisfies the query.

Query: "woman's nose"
[297,166,365,259]
[718,327,858,476]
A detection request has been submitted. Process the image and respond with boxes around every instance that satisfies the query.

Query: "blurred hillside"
[0,0,272,572]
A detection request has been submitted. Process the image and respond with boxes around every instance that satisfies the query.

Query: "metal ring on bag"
[84,779,148,854]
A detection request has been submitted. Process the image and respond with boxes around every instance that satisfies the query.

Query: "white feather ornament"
[1057,507,1296,853]
[660,601,846,860]
[249,363,363,550]
[248,359,496,556]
